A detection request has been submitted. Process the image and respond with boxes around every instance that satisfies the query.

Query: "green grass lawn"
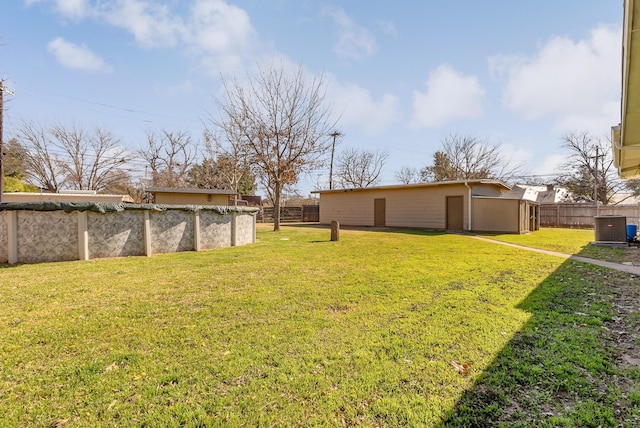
[473,227,596,255]
[475,227,629,262]
[1,225,638,426]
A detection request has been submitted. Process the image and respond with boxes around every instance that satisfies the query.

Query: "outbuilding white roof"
[312,179,511,194]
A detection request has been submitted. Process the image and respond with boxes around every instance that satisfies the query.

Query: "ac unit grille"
[594,216,627,242]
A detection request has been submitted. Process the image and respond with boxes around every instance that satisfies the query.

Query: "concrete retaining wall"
[0,203,258,264]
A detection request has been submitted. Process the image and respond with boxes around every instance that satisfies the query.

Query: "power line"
[5,81,205,132]
[13,82,177,118]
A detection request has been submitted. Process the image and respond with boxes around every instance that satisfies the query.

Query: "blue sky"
[0,0,624,197]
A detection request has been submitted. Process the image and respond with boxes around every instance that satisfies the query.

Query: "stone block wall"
[236,211,256,245]
[0,203,258,264]
[199,211,233,250]
[18,211,78,263]
[88,210,145,259]
[150,210,195,255]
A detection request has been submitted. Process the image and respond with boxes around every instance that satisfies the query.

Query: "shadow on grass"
[440,256,640,427]
[278,222,450,238]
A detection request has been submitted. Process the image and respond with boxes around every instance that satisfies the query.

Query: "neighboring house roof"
[503,184,572,204]
[239,195,262,206]
[145,187,237,195]
[312,179,511,194]
[608,192,640,205]
[2,192,134,203]
[613,0,640,178]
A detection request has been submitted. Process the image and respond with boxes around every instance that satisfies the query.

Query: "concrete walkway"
[465,235,640,276]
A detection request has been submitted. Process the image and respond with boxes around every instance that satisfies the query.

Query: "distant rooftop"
[312,179,511,194]
[2,192,134,203]
[145,187,237,195]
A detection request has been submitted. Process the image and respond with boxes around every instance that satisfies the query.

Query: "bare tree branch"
[395,166,422,184]
[18,121,65,191]
[213,61,336,230]
[334,147,389,188]
[139,129,197,188]
[557,132,624,205]
[421,134,521,182]
[16,121,135,193]
[191,127,256,196]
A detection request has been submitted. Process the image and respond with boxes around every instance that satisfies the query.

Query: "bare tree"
[140,130,197,188]
[395,165,423,184]
[421,134,521,182]
[191,129,256,196]
[17,121,66,191]
[556,132,625,205]
[214,61,336,231]
[334,147,388,188]
[17,121,135,193]
[102,172,145,203]
[53,125,134,191]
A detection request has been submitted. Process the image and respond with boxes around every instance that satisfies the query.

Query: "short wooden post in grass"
[330,220,340,241]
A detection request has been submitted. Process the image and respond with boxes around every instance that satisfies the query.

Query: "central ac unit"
[594,216,627,242]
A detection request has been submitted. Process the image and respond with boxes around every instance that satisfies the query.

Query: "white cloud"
[496,142,533,175]
[47,37,113,72]
[185,0,258,73]
[24,0,90,18]
[492,24,621,134]
[28,0,262,74]
[98,0,259,73]
[55,0,89,18]
[327,76,401,134]
[101,0,186,48]
[324,6,377,61]
[412,65,485,128]
[189,0,255,53]
[163,80,194,96]
[376,19,397,36]
[532,153,567,176]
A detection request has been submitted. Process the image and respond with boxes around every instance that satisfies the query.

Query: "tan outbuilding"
[314,179,539,234]
[146,187,237,205]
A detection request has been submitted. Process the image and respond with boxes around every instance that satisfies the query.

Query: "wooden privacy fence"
[540,203,640,228]
[258,205,319,223]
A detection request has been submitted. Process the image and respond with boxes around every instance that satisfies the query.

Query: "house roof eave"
[311,179,511,195]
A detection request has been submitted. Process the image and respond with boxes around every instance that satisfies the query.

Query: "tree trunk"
[273,185,281,232]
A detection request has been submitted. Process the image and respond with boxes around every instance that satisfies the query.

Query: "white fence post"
[78,211,89,261]
[252,213,257,243]
[7,211,17,264]
[194,211,201,251]
[231,212,237,247]
[144,211,152,256]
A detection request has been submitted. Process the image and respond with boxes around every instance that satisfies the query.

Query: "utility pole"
[328,131,341,190]
[0,80,14,203]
